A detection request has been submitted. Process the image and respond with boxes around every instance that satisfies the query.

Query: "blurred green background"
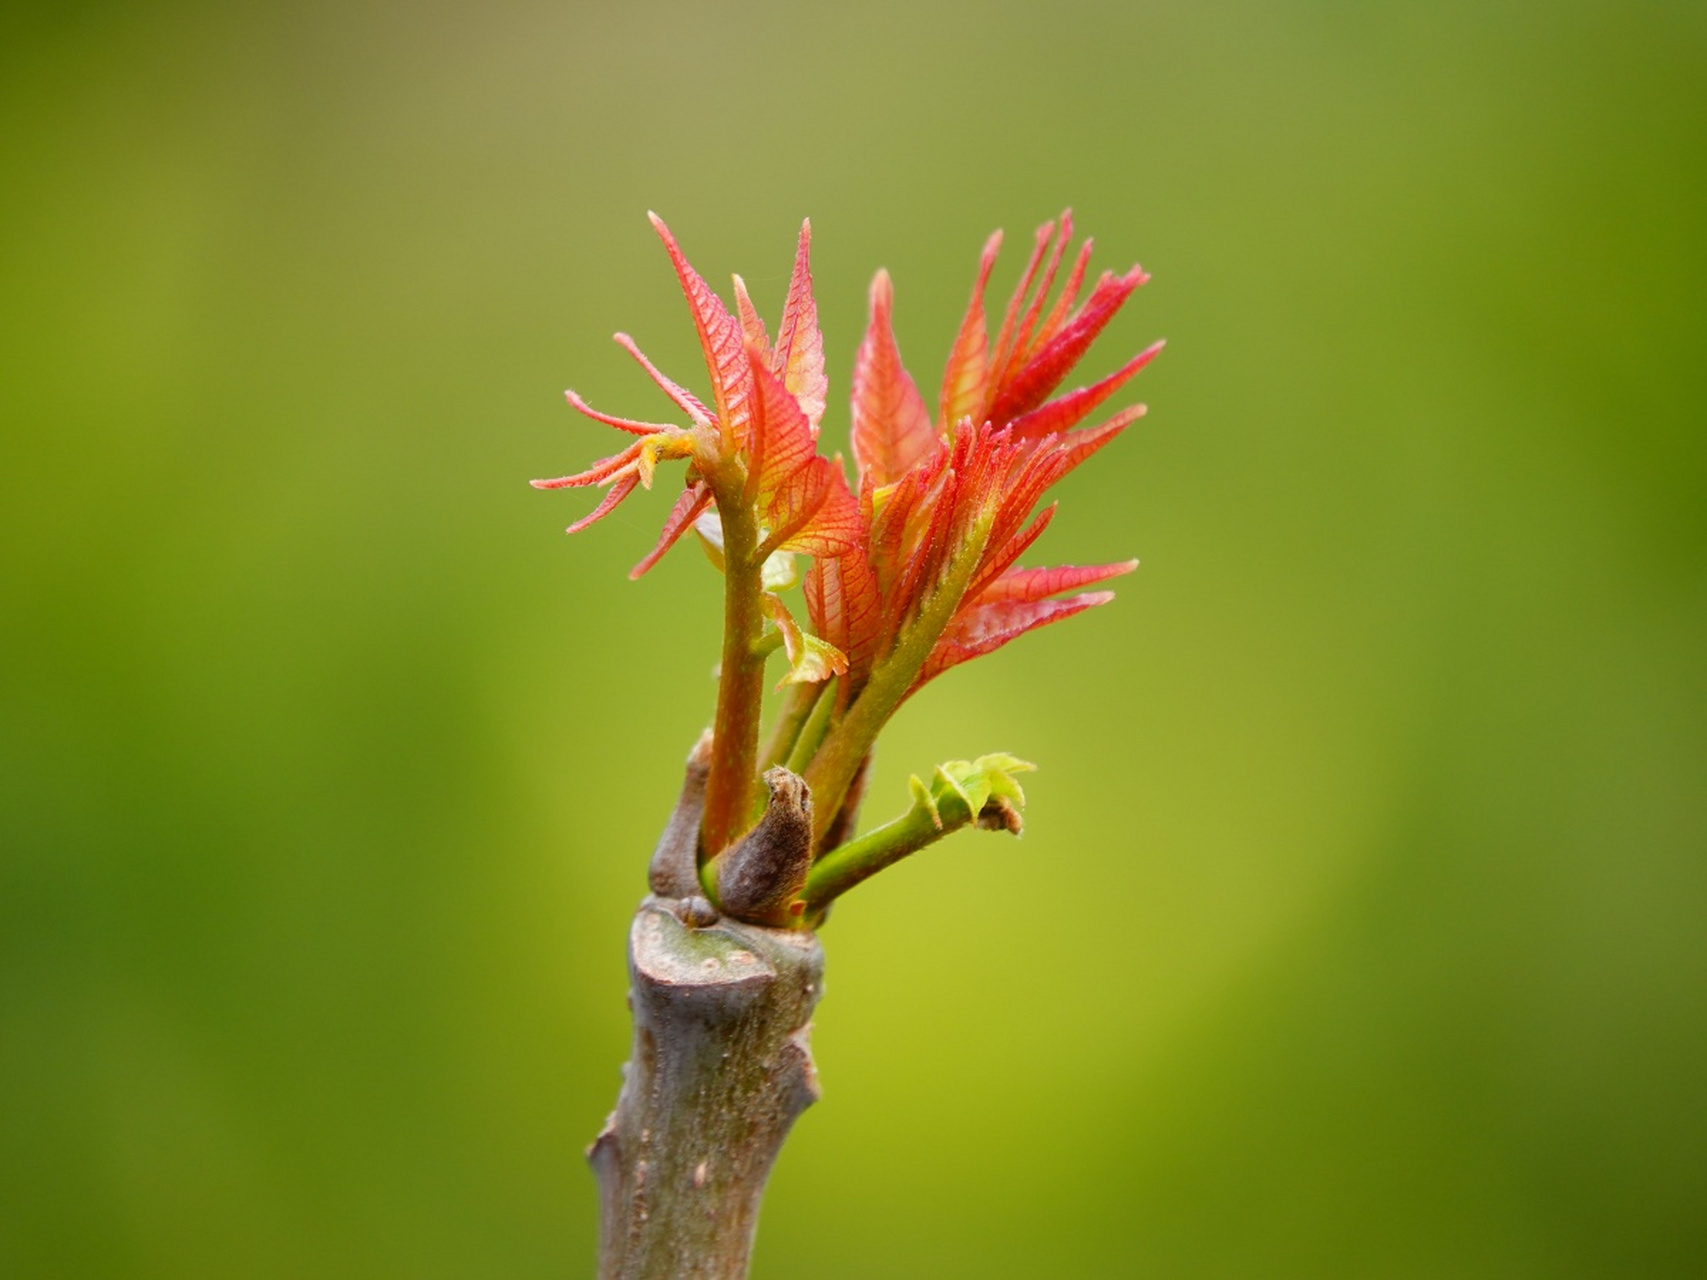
[3,0,1704,1274]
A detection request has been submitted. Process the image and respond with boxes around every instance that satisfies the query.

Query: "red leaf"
[563,473,641,535]
[993,211,1073,395]
[938,230,1002,431]
[1006,340,1164,440]
[991,406,1142,539]
[864,436,946,599]
[743,345,858,558]
[745,344,816,501]
[731,274,771,352]
[629,482,712,579]
[966,502,1057,600]
[530,440,644,489]
[891,423,1005,622]
[974,560,1138,605]
[1032,236,1095,355]
[850,270,937,487]
[771,458,861,557]
[916,592,1115,687]
[986,265,1149,425]
[613,333,714,431]
[890,458,964,621]
[774,220,827,434]
[1054,405,1146,472]
[564,389,679,437]
[649,212,752,446]
[805,544,880,687]
[988,219,1056,402]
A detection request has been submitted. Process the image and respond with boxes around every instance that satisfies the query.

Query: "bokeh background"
[4,0,1704,1275]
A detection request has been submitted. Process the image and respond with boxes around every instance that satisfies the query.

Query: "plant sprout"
[535,210,1160,1279]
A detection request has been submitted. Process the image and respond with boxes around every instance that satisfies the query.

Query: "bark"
[588,895,824,1280]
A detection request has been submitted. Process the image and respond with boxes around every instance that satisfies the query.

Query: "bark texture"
[588,896,824,1280]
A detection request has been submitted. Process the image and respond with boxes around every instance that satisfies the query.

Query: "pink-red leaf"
[851,270,937,488]
[731,274,771,352]
[916,592,1115,687]
[613,333,715,431]
[988,219,1056,402]
[974,560,1137,606]
[629,481,712,579]
[939,230,1001,431]
[986,265,1149,425]
[563,473,641,535]
[649,212,752,446]
[998,211,1073,391]
[564,389,679,437]
[966,502,1057,600]
[1005,340,1164,440]
[891,423,1005,623]
[1054,405,1146,472]
[805,544,881,688]
[1033,236,1094,354]
[990,405,1143,538]
[745,344,816,501]
[864,436,946,599]
[771,458,861,557]
[530,440,644,489]
[774,219,827,434]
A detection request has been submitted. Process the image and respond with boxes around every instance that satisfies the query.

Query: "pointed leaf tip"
[744,341,817,504]
[647,213,751,449]
[629,481,712,579]
[732,273,770,351]
[1006,339,1164,440]
[563,473,640,535]
[940,229,1006,430]
[976,560,1138,606]
[852,269,936,487]
[775,218,827,432]
[915,591,1119,687]
[565,388,682,437]
[611,332,715,431]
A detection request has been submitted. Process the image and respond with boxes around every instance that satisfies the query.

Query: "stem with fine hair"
[700,471,767,859]
[785,676,838,779]
[757,679,823,776]
[804,804,945,908]
[803,504,996,843]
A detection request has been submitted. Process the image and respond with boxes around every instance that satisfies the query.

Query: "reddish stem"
[700,474,767,860]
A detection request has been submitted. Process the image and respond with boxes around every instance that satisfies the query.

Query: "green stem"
[803,792,974,910]
[803,507,997,844]
[701,477,767,860]
[758,681,823,776]
[786,676,839,779]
